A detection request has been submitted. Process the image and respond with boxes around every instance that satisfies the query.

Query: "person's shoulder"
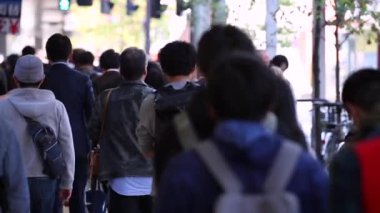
[292,149,327,182]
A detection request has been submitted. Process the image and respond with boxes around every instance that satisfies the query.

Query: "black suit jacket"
[92,71,123,96]
[42,63,95,161]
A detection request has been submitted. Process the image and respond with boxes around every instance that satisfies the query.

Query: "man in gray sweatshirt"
[0,55,75,213]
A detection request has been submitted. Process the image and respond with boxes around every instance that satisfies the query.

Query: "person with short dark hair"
[74,50,100,80]
[270,54,289,72]
[330,68,380,212]
[21,46,36,56]
[45,34,73,63]
[92,49,123,96]
[155,52,328,213]
[145,61,165,90]
[3,54,19,91]
[151,25,307,187]
[0,65,7,95]
[0,55,75,213]
[197,25,257,78]
[42,33,95,213]
[88,47,154,213]
[137,41,200,162]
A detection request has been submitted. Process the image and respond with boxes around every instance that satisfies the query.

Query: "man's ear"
[346,103,362,127]
[142,69,148,80]
[37,78,45,88]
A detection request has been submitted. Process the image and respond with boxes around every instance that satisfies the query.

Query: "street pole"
[144,0,151,55]
[265,0,278,58]
[312,0,324,162]
[35,0,43,50]
[378,33,380,70]
[191,0,211,48]
[0,34,6,57]
[334,0,340,102]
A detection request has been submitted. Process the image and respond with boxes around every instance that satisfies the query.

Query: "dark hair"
[274,78,307,149]
[71,48,85,65]
[46,33,72,62]
[270,55,289,70]
[119,47,147,81]
[76,51,95,66]
[342,68,380,112]
[197,25,257,77]
[22,46,36,56]
[158,41,196,76]
[5,54,19,73]
[99,49,120,70]
[208,52,276,121]
[146,61,165,89]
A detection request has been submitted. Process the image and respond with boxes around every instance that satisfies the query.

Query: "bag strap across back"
[264,140,302,192]
[98,89,113,144]
[195,140,302,193]
[174,112,198,150]
[195,141,243,193]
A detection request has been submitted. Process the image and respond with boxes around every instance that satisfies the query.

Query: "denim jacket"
[88,80,154,181]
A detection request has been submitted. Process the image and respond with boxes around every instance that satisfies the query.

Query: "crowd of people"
[0,24,379,213]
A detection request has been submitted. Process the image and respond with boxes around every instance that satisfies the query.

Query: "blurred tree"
[69,0,170,55]
[326,0,380,101]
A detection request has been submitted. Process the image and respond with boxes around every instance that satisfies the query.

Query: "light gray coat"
[0,88,75,189]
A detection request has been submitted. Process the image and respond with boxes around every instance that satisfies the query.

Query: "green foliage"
[323,0,380,45]
[279,0,294,7]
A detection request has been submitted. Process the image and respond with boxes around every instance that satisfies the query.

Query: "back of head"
[13,55,45,87]
[119,47,147,81]
[99,49,120,70]
[158,41,196,77]
[197,25,257,77]
[46,33,72,62]
[207,52,276,121]
[22,46,36,56]
[71,48,85,65]
[342,68,380,113]
[271,55,289,71]
[146,61,165,89]
[5,54,20,72]
[76,51,95,66]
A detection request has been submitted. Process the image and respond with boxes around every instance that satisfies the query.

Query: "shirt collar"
[165,80,189,90]
[106,68,119,73]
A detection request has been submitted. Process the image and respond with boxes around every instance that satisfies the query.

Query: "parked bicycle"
[297,99,353,165]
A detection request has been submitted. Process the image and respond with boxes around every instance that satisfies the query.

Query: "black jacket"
[92,71,123,97]
[42,63,95,161]
[88,80,154,181]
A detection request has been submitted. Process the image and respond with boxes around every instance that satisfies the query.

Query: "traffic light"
[151,0,167,18]
[77,0,93,6]
[176,0,190,16]
[126,0,139,16]
[101,0,114,14]
[58,0,71,11]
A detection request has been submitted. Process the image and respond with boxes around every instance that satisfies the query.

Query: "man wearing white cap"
[0,55,75,213]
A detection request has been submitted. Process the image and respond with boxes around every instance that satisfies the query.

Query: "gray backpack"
[195,141,302,213]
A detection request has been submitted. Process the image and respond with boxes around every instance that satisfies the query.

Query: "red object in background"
[378,34,380,70]
[378,33,380,70]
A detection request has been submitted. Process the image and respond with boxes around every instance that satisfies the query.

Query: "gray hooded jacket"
[0,88,75,189]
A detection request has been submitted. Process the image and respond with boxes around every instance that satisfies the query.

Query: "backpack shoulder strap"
[195,141,242,193]
[264,140,302,192]
[173,112,198,150]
